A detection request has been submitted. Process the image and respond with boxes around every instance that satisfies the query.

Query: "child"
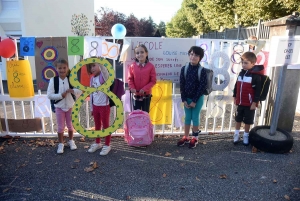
[86,61,112,155]
[127,44,156,112]
[248,35,258,52]
[177,46,207,149]
[233,52,263,145]
[47,58,82,154]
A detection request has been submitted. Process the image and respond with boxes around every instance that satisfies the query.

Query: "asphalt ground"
[0,132,299,201]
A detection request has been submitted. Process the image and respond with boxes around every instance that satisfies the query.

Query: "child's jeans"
[55,108,74,133]
[93,104,111,146]
[184,96,204,126]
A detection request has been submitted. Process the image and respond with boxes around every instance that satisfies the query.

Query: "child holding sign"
[86,61,112,155]
[47,58,82,154]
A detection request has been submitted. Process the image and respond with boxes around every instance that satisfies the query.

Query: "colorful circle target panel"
[69,57,124,138]
[42,66,58,82]
[41,46,58,62]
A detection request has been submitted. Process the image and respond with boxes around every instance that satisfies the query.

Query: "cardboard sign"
[0,118,42,132]
[35,37,68,91]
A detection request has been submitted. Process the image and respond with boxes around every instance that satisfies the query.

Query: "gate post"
[264,12,300,132]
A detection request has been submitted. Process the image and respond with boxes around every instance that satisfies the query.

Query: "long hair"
[134,44,149,63]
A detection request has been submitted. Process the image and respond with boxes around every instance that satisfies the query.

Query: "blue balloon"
[111,24,127,39]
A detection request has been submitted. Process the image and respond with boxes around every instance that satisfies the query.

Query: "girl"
[87,62,111,155]
[127,44,156,112]
[178,46,207,149]
[47,58,82,154]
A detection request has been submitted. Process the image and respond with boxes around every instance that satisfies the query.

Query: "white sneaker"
[88,143,102,153]
[100,145,111,156]
[67,140,77,150]
[57,143,64,154]
[233,134,239,144]
[243,134,249,145]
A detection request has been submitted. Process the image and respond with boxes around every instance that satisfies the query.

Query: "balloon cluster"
[111,24,127,39]
[0,38,16,58]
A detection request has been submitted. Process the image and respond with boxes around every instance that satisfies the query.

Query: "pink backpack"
[124,110,154,146]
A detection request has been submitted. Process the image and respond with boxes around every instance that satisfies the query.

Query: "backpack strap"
[198,65,203,82]
[54,76,59,94]
[184,63,203,83]
[184,63,189,80]
[67,76,76,101]
[53,76,60,104]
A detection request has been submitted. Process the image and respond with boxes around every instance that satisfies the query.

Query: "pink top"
[128,62,157,96]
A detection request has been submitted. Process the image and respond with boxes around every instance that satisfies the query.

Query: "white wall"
[0,0,94,80]
[21,0,94,37]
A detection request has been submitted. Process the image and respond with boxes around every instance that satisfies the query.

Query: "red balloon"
[0,38,16,58]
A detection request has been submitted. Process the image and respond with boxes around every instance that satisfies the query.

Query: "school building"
[0,0,95,80]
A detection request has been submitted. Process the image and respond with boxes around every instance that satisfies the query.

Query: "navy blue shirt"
[180,63,207,103]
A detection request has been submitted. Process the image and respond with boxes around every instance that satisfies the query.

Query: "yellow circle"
[43,49,56,60]
[69,58,124,138]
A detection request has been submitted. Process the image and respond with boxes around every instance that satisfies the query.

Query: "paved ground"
[0,133,299,201]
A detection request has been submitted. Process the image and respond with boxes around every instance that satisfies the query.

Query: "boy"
[233,52,263,145]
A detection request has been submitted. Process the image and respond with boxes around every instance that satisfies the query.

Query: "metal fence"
[199,20,270,40]
[0,39,268,137]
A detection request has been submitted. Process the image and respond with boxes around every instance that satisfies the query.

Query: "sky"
[94,0,183,24]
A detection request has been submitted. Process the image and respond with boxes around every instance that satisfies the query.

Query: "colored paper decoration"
[6,60,34,98]
[68,36,84,55]
[20,37,35,56]
[149,80,172,125]
[34,37,68,91]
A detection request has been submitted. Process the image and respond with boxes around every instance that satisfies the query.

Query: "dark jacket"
[180,63,207,103]
[233,65,263,106]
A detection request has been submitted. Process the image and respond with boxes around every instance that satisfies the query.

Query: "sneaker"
[243,134,249,146]
[177,136,190,146]
[57,143,64,154]
[192,130,201,137]
[100,145,111,156]
[88,143,102,153]
[67,140,77,150]
[189,137,198,149]
[233,134,239,144]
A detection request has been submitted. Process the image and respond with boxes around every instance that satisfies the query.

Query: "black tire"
[249,125,293,154]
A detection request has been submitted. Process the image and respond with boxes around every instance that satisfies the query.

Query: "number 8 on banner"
[209,51,230,91]
[69,58,124,138]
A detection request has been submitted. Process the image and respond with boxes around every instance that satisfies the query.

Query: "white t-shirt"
[91,76,109,106]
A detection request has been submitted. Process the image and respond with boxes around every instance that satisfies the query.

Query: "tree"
[157,21,166,36]
[124,14,140,36]
[182,0,211,33]
[95,7,126,36]
[71,13,92,36]
[166,8,197,38]
[199,0,235,31]
[139,17,156,37]
[95,8,157,37]
[234,0,300,27]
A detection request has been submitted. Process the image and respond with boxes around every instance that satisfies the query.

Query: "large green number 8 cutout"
[69,58,124,138]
